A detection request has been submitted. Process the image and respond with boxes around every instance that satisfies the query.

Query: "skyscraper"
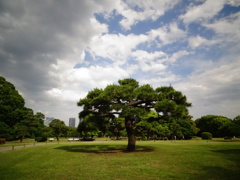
[69,118,76,127]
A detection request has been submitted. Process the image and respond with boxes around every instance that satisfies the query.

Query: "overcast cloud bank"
[0,0,240,125]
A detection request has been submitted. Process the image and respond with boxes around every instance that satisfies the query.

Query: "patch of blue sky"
[195,45,226,61]
[129,19,163,35]
[129,3,186,35]
[170,49,225,78]
[74,50,113,68]
[217,4,240,18]
[161,41,189,54]
[169,65,193,77]
[168,56,195,77]
[167,46,225,77]
[133,41,160,53]
[186,22,215,40]
[73,50,93,68]
[132,69,155,81]
[94,10,126,35]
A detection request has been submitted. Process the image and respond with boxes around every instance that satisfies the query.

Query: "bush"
[0,138,6,144]
[201,132,212,140]
[35,137,47,142]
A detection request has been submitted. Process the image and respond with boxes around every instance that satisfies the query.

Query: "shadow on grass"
[212,149,240,155]
[200,148,240,179]
[198,165,240,180]
[54,144,155,154]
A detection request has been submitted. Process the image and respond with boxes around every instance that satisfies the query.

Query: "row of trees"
[0,76,79,142]
[77,111,198,140]
[1,76,239,151]
[77,113,240,141]
[195,115,240,138]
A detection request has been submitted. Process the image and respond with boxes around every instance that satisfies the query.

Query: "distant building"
[45,117,54,126]
[69,118,76,127]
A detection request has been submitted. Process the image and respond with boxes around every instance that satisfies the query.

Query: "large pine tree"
[78,78,192,151]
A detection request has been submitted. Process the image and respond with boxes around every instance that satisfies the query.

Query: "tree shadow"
[54,144,155,154]
[212,149,240,155]
[211,148,240,167]
[199,149,240,179]
[197,165,240,180]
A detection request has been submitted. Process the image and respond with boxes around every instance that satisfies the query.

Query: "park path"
[0,140,110,153]
[0,142,58,152]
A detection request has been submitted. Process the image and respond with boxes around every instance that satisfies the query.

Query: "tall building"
[69,118,76,127]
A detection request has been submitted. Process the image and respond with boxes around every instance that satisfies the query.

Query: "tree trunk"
[125,118,136,151]
[147,130,150,140]
[20,136,23,143]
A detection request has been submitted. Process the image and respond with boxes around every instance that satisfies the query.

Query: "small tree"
[14,123,29,143]
[77,115,99,140]
[49,119,67,141]
[109,117,125,140]
[67,127,79,137]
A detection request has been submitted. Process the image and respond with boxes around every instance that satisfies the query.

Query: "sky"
[0,0,240,126]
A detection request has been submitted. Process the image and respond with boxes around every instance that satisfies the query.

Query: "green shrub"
[201,132,212,140]
[35,137,47,142]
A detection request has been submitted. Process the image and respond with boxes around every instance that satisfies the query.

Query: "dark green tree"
[87,115,110,137]
[195,115,232,137]
[0,76,25,139]
[14,122,29,143]
[226,115,240,137]
[0,121,12,139]
[33,112,46,137]
[67,127,79,137]
[109,117,125,140]
[233,115,240,123]
[0,76,47,141]
[135,110,167,140]
[13,108,45,142]
[78,78,192,151]
[49,119,67,141]
[77,115,99,140]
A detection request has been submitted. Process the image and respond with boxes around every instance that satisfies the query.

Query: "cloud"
[46,65,130,101]
[148,23,186,45]
[116,0,180,30]
[86,33,148,65]
[131,50,167,73]
[227,0,240,6]
[0,0,239,123]
[188,35,217,48]
[174,57,240,119]
[203,12,240,44]
[168,50,190,63]
[140,73,180,87]
[0,0,114,122]
[180,0,226,23]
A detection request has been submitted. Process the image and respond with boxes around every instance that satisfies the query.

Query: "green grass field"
[1,140,240,180]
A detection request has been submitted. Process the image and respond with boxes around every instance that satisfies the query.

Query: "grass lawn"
[0,140,240,180]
